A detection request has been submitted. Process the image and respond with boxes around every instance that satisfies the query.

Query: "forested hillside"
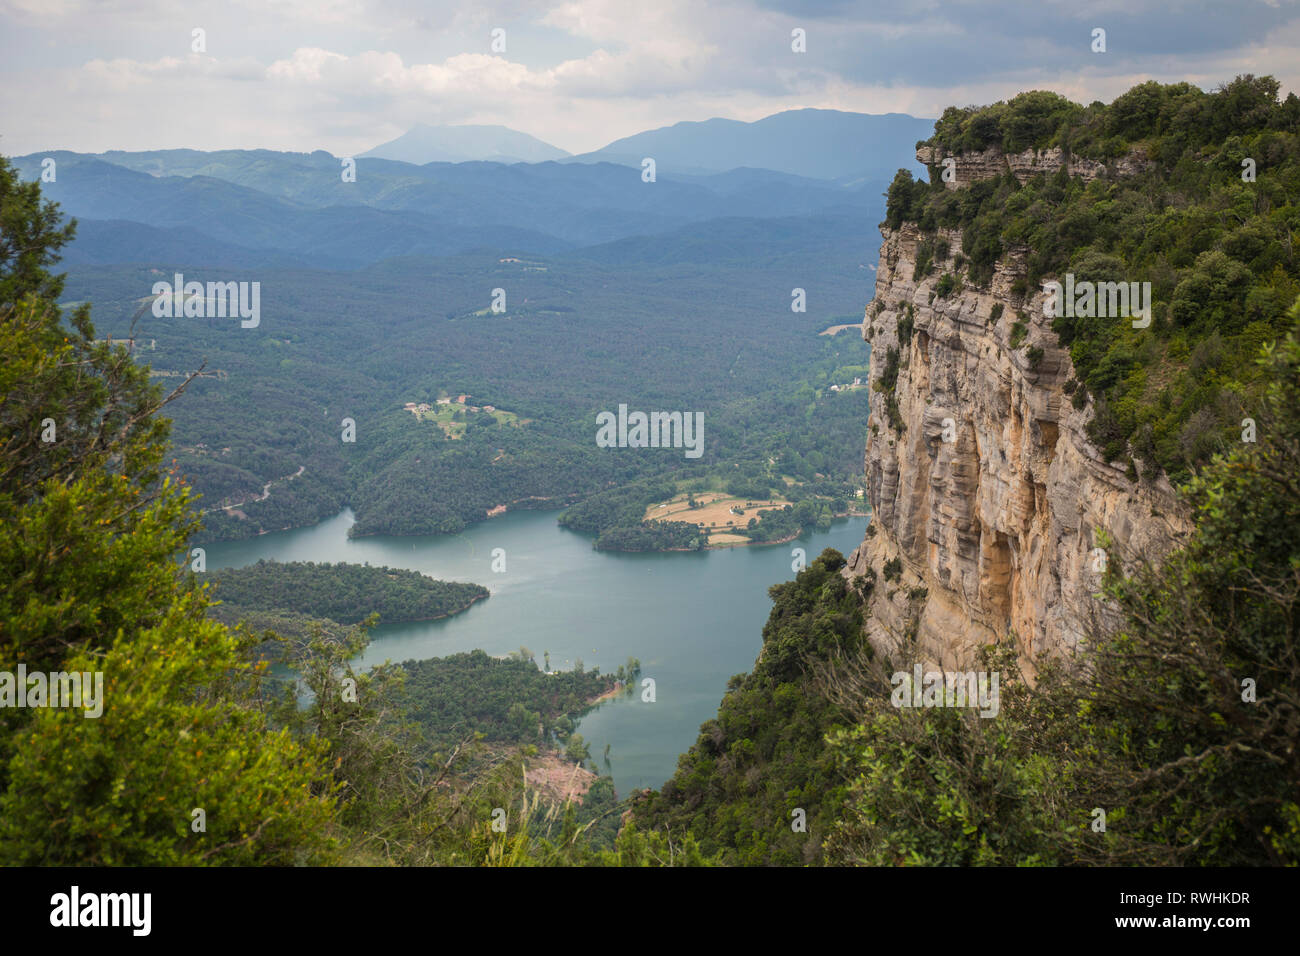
[15,150,879,262]
[39,144,882,550]
[393,649,638,755]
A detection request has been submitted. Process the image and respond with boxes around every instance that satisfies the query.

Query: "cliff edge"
[846,147,1191,670]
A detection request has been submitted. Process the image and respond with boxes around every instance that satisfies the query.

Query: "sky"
[2,0,1298,157]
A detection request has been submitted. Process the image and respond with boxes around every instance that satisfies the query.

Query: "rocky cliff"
[914,144,1152,189]
[846,148,1189,670]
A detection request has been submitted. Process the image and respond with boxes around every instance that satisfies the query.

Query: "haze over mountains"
[12,108,931,269]
[11,105,910,550]
[360,124,572,165]
[349,109,936,181]
[566,109,936,182]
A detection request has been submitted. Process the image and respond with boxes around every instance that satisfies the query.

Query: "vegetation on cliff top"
[886,76,1300,483]
[921,78,1300,161]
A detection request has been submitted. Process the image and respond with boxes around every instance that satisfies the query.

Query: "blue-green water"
[205,508,868,793]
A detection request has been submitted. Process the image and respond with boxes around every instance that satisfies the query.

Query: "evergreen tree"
[0,156,340,864]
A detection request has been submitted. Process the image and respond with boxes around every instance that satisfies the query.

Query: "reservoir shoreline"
[204,507,868,793]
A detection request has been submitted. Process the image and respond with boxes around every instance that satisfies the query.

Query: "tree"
[0,155,76,306]
[0,603,340,865]
[565,733,591,765]
[506,701,538,740]
[0,156,340,864]
[884,168,924,229]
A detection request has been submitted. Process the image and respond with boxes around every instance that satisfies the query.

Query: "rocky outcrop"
[915,144,1151,190]
[846,152,1188,671]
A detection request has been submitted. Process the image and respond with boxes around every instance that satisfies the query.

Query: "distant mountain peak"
[359,124,571,166]
[568,108,935,182]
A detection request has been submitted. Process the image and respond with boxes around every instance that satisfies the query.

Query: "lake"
[204,508,869,794]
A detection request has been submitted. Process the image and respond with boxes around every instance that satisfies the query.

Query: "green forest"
[393,649,638,755]
[558,444,863,551]
[66,214,875,552]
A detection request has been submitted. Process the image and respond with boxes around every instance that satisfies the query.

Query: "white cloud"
[266,47,349,82]
[1,0,1298,156]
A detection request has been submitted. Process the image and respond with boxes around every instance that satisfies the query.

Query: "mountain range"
[350,110,935,182]
[566,109,936,182]
[12,108,930,269]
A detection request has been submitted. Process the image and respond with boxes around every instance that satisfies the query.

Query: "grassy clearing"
[408,400,525,439]
[644,491,791,534]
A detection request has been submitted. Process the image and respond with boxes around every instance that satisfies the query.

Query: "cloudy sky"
[2,0,1297,157]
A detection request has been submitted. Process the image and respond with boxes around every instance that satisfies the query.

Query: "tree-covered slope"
[211,560,488,626]
[393,649,638,755]
[632,549,871,864]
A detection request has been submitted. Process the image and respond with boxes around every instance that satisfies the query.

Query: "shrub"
[912,240,935,281]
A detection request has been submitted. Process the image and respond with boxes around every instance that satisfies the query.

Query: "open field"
[644,491,791,534]
[407,400,525,439]
[706,532,751,545]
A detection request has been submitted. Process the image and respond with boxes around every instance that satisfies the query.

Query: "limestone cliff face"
[915,144,1152,189]
[846,150,1187,670]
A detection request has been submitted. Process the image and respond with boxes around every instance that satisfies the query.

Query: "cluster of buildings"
[404,396,498,415]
